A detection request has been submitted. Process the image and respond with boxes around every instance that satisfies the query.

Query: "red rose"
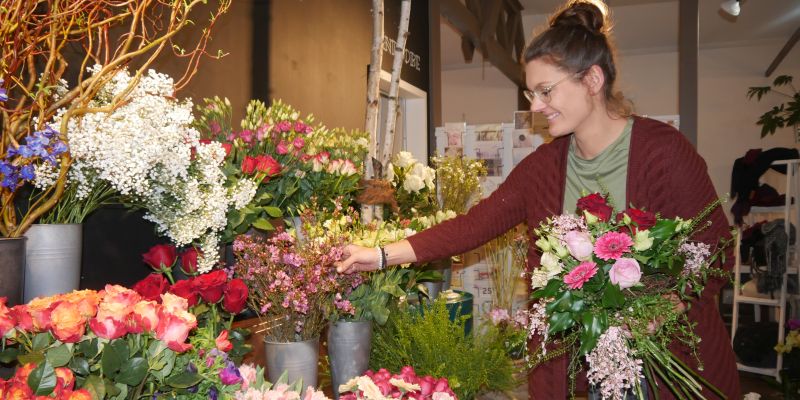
[620,207,657,232]
[142,244,177,272]
[132,274,169,302]
[193,270,228,303]
[221,143,233,156]
[169,279,199,307]
[255,155,281,176]
[179,247,200,276]
[241,156,258,175]
[222,279,248,314]
[576,193,613,222]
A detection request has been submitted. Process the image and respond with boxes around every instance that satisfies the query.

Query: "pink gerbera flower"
[594,231,634,260]
[563,261,598,290]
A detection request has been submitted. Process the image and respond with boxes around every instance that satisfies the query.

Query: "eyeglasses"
[523,70,585,104]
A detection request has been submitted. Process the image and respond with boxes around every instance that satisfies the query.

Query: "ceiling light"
[720,0,740,17]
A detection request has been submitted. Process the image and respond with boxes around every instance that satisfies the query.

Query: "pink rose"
[563,261,598,290]
[563,231,594,261]
[609,257,642,289]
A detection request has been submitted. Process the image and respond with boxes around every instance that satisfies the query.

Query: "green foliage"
[369,299,517,400]
[747,75,800,137]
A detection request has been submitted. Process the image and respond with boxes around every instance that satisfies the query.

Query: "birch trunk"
[378,0,411,171]
[362,0,384,223]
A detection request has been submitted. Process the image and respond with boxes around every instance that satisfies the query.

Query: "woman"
[336,1,739,398]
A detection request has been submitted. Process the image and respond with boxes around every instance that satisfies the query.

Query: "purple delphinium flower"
[209,386,219,400]
[219,360,243,385]
[789,319,800,331]
[0,79,7,102]
[19,165,35,181]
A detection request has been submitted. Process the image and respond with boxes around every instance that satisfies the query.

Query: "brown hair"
[523,0,633,117]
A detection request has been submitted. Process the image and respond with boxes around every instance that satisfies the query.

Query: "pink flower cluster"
[339,367,456,400]
[585,327,643,400]
[0,286,197,353]
[678,241,711,276]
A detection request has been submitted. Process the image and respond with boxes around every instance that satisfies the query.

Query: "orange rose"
[160,292,190,315]
[9,305,33,331]
[49,301,86,343]
[0,297,15,337]
[67,389,93,400]
[26,296,57,331]
[55,367,75,391]
[89,317,128,340]
[129,300,159,333]
[155,308,196,353]
[60,290,101,319]
[96,285,141,321]
[5,382,32,400]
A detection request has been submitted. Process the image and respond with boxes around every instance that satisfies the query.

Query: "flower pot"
[0,237,26,306]
[328,320,373,398]
[264,336,320,388]
[24,224,82,302]
[421,258,452,299]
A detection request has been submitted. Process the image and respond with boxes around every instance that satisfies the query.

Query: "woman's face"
[524,59,593,137]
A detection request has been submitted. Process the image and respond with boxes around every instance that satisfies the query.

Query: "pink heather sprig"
[585,327,643,400]
[550,214,588,239]
[526,300,550,355]
[678,241,711,276]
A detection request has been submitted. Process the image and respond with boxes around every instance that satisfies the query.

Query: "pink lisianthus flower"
[594,231,634,260]
[563,261,598,290]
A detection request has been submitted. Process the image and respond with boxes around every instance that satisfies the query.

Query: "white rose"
[403,174,425,193]
[393,151,416,168]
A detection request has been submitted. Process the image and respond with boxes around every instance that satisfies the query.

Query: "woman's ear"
[582,65,606,96]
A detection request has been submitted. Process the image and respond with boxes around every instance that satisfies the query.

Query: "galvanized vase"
[264,336,320,389]
[24,224,82,302]
[328,320,373,398]
[0,237,26,306]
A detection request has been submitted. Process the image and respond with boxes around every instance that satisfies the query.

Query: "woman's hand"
[647,293,687,334]
[335,244,379,274]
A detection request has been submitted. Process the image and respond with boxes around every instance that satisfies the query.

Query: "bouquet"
[338,367,456,400]
[194,97,368,242]
[232,226,358,342]
[431,155,486,214]
[44,67,244,273]
[388,152,437,219]
[526,193,729,399]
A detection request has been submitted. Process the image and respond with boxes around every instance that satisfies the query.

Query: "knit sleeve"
[669,134,733,302]
[406,156,533,263]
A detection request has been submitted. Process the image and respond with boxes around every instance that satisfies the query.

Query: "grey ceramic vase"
[328,320,373,398]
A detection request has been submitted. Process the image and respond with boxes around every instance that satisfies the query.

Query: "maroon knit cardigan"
[407,116,739,399]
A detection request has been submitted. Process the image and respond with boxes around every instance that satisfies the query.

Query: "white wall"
[441,40,800,215]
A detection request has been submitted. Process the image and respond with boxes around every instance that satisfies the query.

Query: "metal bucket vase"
[421,258,452,299]
[264,336,320,388]
[328,320,373,398]
[24,224,82,302]
[0,237,26,306]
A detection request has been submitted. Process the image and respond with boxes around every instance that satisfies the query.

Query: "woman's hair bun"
[550,0,609,35]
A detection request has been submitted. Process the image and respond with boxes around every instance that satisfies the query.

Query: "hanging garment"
[730,147,799,225]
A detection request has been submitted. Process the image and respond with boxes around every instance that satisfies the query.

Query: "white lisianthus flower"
[357,376,384,400]
[389,378,421,392]
[403,174,425,193]
[393,151,416,168]
[432,393,456,400]
[633,230,654,251]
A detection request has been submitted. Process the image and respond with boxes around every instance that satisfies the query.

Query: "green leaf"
[648,219,679,241]
[32,332,53,351]
[69,357,91,376]
[0,347,19,363]
[28,359,57,395]
[252,218,274,231]
[46,343,72,367]
[548,311,575,334]
[578,312,608,355]
[82,375,106,400]
[147,339,168,359]
[149,349,176,380]
[601,284,625,308]
[165,371,203,388]
[18,351,45,365]
[104,378,121,396]
[115,357,148,385]
[532,279,561,299]
[101,340,128,377]
[774,75,793,87]
[108,383,129,400]
[546,290,573,314]
[78,338,100,359]
[264,206,283,218]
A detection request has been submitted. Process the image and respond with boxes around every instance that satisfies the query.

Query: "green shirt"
[563,118,633,214]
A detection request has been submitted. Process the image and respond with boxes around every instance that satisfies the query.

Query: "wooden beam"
[440,0,523,86]
[678,0,698,146]
[765,26,800,77]
[461,36,475,63]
